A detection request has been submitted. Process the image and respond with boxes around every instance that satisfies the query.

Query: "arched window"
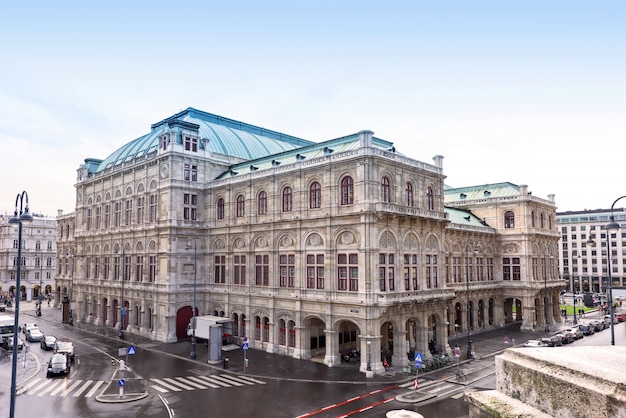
[258,191,267,215]
[381,176,391,203]
[263,317,270,342]
[279,319,286,345]
[254,316,261,340]
[548,215,552,230]
[406,182,414,207]
[540,213,545,228]
[531,211,536,227]
[288,320,296,348]
[426,187,434,210]
[236,194,245,217]
[216,198,225,220]
[232,313,239,337]
[341,176,354,205]
[282,186,293,212]
[505,211,515,228]
[309,182,321,209]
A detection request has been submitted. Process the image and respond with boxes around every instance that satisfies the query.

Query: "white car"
[26,327,44,342]
[523,339,549,347]
[22,323,38,335]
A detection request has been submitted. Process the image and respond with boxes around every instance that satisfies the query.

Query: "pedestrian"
[47,298,50,307]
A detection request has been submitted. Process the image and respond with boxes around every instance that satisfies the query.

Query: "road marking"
[211,375,243,386]
[85,380,104,397]
[164,377,195,390]
[38,380,62,397]
[73,380,94,397]
[234,375,266,385]
[451,392,465,399]
[223,374,260,385]
[191,375,221,388]
[51,380,73,396]
[151,378,183,392]
[16,378,43,394]
[198,375,232,387]
[60,380,83,396]
[174,376,209,389]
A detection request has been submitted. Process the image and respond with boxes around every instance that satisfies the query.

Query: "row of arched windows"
[504,210,553,230]
[216,176,435,220]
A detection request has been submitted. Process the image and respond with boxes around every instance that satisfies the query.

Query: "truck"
[187,315,233,343]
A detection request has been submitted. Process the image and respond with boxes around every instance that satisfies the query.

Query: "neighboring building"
[557,208,626,294]
[0,213,57,301]
[57,108,564,374]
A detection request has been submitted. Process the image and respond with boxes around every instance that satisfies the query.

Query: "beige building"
[1,213,57,302]
[56,108,564,374]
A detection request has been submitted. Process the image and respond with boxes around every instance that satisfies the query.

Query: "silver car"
[26,327,44,342]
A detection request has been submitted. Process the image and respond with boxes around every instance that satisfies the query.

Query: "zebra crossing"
[398,377,459,399]
[16,374,265,398]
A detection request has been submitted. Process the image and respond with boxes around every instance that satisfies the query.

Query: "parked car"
[22,323,38,335]
[523,339,549,347]
[25,327,44,342]
[54,339,75,362]
[564,327,583,340]
[589,320,605,332]
[616,314,626,323]
[541,335,563,347]
[555,331,575,344]
[2,336,24,351]
[47,353,71,377]
[40,334,57,350]
[578,323,595,336]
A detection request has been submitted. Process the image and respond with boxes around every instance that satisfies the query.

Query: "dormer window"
[184,136,198,152]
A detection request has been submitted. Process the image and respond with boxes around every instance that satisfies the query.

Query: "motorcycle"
[349,347,361,359]
[340,353,351,362]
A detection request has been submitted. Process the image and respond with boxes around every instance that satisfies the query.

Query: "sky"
[1,1,625,217]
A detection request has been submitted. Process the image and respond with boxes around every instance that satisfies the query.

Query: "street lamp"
[465,243,478,359]
[65,249,74,325]
[115,246,126,340]
[587,195,626,346]
[8,191,33,418]
[185,239,197,360]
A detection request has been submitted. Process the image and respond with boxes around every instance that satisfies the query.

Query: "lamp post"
[8,191,33,418]
[66,249,74,325]
[115,246,126,340]
[366,340,371,371]
[465,244,478,359]
[185,239,197,360]
[543,248,552,333]
[587,196,626,346]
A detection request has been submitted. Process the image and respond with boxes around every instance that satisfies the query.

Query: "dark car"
[47,353,71,377]
[578,323,595,336]
[53,340,75,362]
[590,320,605,332]
[555,331,575,344]
[541,335,563,347]
[40,334,57,350]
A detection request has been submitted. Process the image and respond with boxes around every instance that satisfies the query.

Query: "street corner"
[395,390,437,404]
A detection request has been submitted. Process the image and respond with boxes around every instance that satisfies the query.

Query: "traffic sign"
[118,379,126,386]
[128,346,136,355]
[414,352,423,368]
[454,347,461,357]
[242,342,249,350]
[121,308,127,316]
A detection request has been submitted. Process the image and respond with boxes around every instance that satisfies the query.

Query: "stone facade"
[55,108,565,374]
[0,213,57,301]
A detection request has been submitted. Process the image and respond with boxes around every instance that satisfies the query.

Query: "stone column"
[323,330,340,366]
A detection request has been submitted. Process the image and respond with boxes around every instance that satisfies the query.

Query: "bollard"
[223,357,229,369]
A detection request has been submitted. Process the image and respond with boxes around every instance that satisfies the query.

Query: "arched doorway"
[176,305,198,341]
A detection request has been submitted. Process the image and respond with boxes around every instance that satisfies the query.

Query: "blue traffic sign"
[127,346,136,355]
[118,379,126,386]
[414,352,423,368]
[121,308,127,316]
[242,342,249,350]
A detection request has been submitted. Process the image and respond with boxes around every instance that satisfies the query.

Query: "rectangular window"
[149,256,157,282]
[114,256,120,280]
[476,257,484,281]
[95,206,101,229]
[137,197,145,224]
[306,254,324,289]
[426,255,438,288]
[279,254,295,287]
[338,253,358,291]
[103,256,110,280]
[86,208,92,231]
[184,136,198,152]
[135,256,143,282]
[255,255,269,286]
[104,204,111,228]
[125,199,132,225]
[234,255,246,285]
[214,255,225,283]
[85,257,91,279]
[94,257,100,279]
[503,257,520,280]
[183,193,197,220]
[114,202,121,227]
[149,194,157,222]
[184,164,191,181]
[379,253,395,291]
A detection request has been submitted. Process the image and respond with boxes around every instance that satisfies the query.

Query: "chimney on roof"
[358,130,374,148]
[519,185,528,196]
[432,155,444,169]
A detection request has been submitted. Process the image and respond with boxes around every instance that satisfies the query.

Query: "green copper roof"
[92,108,314,173]
[444,182,520,204]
